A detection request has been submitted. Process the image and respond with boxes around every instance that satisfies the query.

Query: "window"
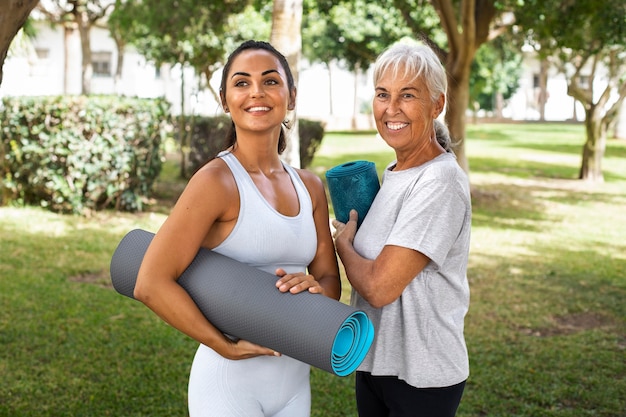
[35,48,49,60]
[31,48,50,76]
[92,51,112,77]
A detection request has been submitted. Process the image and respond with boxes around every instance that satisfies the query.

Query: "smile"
[247,106,271,112]
[387,122,408,131]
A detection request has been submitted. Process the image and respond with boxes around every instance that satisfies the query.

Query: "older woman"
[333,42,471,417]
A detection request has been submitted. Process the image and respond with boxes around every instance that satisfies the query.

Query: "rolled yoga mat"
[110,229,374,377]
[325,160,380,228]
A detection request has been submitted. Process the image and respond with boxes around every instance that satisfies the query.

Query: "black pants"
[355,372,466,417]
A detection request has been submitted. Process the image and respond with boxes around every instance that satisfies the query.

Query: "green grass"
[1,123,625,416]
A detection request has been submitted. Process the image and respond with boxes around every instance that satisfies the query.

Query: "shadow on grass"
[471,179,626,232]
[463,232,626,416]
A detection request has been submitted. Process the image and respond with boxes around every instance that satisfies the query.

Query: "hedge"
[0,95,171,214]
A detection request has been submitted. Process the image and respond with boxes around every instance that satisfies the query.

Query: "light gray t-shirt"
[352,152,471,388]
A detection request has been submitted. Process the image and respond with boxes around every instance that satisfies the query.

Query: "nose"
[386,97,400,115]
[250,82,265,98]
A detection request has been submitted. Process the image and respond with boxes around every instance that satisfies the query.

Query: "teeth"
[248,107,270,112]
[387,122,408,131]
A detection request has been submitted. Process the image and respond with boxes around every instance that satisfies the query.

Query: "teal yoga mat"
[109,229,374,376]
[326,160,380,228]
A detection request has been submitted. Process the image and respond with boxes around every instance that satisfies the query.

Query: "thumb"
[349,209,359,224]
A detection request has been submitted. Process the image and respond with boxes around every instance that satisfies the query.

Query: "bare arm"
[134,161,278,359]
[333,210,430,308]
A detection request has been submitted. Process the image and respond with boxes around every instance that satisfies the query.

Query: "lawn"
[1,123,625,417]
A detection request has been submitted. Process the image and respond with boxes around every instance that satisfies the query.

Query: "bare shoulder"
[294,167,327,212]
[188,157,236,193]
[174,157,238,214]
[294,167,324,194]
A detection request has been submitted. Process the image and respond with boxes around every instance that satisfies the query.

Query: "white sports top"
[212,151,317,275]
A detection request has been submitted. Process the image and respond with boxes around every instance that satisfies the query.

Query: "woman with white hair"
[333,41,471,417]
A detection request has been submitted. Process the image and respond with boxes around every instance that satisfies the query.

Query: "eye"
[264,78,280,86]
[376,92,389,99]
[234,79,249,87]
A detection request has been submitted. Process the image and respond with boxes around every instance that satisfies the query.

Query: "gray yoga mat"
[326,160,380,228]
[109,229,374,376]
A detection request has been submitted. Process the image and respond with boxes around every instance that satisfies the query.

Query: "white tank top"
[212,151,317,275]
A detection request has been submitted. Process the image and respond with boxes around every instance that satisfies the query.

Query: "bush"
[185,116,325,176]
[298,119,326,169]
[0,95,171,214]
[186,115,232,177]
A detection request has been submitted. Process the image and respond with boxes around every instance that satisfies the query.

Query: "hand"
[332,209,358,245]
[223,338,281,360]
[275,268,324,295]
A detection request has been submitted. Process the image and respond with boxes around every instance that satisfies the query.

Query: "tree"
[37,0,115,95]
[302,0,411,127]
[515,0,626,182]
[389,0,513,174]
[469,38,522,120]
[109,0,257,177]
[0,0,40,86]
[270,0,303,167]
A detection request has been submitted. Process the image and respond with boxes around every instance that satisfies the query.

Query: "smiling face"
[373,68,445,155]
[222,49,295,138]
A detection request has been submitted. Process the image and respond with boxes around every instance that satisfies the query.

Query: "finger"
[276,273,304,292]
[349,209,359,223]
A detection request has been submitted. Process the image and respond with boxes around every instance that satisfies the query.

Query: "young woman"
[134,40,341,417]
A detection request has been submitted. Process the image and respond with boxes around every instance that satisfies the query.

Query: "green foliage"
[303,0,412,71]
[516,0,626,55]
[109,1,271,86]
[184,116,326,176]
[0,95,171,214]
[469,38,522,111]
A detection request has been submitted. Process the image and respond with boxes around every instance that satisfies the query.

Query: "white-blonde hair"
[373,41,447,106]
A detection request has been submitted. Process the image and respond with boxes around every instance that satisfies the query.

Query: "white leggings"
[188,344,311,417]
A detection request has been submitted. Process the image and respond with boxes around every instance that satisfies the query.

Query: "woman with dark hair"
[134,40,341,417]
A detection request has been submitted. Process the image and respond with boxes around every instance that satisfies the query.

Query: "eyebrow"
[375,86,419,93]
[231,69,280,79]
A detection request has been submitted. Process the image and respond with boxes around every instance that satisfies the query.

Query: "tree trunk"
[579,109,606,182]
[494,91,504,119]
[76,10,93,95]
[352,64,360,130]
[0,0,40,86]
[63,25,74,94]
[538,58,549,121]
[446,68,471,174]
[270,0,303,168]
[202,68,220,105]
[113,38,125,95]
[425,0,493,176]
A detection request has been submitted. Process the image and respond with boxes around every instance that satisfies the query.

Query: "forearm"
[317,273,341,300]
[136,279,232,353]
[335,239,377,302]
